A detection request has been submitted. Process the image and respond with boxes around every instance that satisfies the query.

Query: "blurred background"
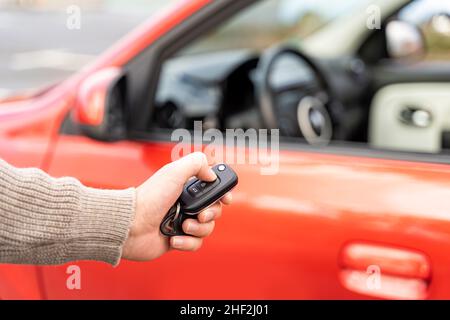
[0,0,178,98]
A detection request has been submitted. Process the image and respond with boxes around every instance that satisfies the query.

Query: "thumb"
[163,152,216,185]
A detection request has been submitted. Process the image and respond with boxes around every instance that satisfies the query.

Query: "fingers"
[220,192,233,205]
[165,152,216,184]
[171,219,215,251]
[197,202,222,223]
[183,219,215,237]
[194,192,232,223]
[170,236,203,251]
[163,153,234,253]
[170,201,222,251]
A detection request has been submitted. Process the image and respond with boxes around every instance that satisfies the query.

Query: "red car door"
[37,134,450,299]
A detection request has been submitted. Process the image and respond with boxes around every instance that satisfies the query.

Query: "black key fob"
[160,164,238,236]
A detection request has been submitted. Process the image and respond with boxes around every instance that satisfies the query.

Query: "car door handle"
[338,242,431,300]
[398,106,433,128]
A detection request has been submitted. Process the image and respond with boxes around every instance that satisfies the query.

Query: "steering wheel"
[255,45,338,145]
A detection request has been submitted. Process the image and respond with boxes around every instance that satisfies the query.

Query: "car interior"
[138,0,450,157]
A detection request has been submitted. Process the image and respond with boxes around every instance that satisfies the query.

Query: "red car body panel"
[1,0,450,299]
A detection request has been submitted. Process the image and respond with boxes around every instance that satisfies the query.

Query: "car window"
[0,0,179,99]
[179,0,373,56]
[152,0,450,158]
[398,0,450,61]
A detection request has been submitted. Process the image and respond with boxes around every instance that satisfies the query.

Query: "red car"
[1,0,450,299]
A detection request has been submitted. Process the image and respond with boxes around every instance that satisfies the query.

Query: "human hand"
[122,152,232,261]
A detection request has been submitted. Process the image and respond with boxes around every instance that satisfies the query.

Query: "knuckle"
[193,152,207,167]
[196,221,214,237]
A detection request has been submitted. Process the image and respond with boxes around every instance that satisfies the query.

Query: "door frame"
[61,0,450,166]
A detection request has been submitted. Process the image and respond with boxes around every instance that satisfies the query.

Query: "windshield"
[0,0,178,99]
[181,0,375,56]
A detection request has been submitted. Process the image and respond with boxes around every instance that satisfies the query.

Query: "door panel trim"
[125,130,450,166]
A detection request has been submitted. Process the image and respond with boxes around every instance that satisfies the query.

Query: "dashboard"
[153,49,371,138]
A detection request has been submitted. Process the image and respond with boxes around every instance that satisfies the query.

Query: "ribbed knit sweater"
[0,159,136,266]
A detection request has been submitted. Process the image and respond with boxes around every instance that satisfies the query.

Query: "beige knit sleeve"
[0,159,136,266]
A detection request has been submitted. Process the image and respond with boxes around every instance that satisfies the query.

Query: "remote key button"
[188,184,202,197]
[202,178,220,194]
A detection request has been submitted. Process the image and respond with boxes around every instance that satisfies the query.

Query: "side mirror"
[72,67,127,141]
[386,20,426,60]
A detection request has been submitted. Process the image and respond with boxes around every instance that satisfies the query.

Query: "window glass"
[180,0,373,56]
[399,0,450,60]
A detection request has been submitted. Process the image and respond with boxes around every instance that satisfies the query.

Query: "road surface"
[0,1,174,98]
